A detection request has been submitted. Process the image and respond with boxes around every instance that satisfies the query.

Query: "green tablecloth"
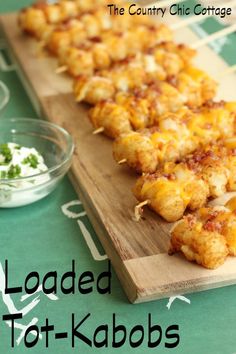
[0,1,236,353]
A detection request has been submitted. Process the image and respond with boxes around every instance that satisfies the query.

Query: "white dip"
[0,143,50,207]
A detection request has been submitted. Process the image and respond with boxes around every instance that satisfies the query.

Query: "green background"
[0,1,236,353]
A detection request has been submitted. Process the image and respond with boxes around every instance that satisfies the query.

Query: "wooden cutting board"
[1,12,236,303]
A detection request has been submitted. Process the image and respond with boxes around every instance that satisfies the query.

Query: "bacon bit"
[178,44,186,50]
[207,210,221,221]
[185,148,220,170]
[116,56,134,66]
[149,126,160,134]
[146,47,155,55]
[185,159,200,172]
[147,25,156,32]
[60,17,77,28]
[54,23,71,31]
[184,214,196,228]
[75,74,83,81]
[202,100,225,110]
[145,172,163,181]
[161,173,176,181]
[160,41,167,45]
[90,36,101,43]
[159,42,168,50]
[115,32,124,37]
[99,98,113,105]
[169,174,176,181]
[166,75,177,87]
[133,89,146,99]
[203,220,223,233]
[147,82,162,94]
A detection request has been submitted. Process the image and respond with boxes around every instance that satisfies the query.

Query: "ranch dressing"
[0,143,50,207]
[0,142,48,180]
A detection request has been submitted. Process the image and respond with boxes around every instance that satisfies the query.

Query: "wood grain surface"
[2,12,236,303]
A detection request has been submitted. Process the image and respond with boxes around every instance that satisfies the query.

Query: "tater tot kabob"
[74,63,217,110]
[18,0,125,40]
[19,1,214,118]
[113,101,236,173]
[132,135,236,223]
[19,0,173,64]
[169,195,236,269]
[88,70,217,139]
[52,22,172,71]
[88,84,185,138]
[72,43,197,99]
[46,3,158,56]
[69,41,196,80]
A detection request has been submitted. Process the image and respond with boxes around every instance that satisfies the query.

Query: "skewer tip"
[133,200,149,222]
[55,65,68,74]
[93,127,105,135]
[118,158,127,165]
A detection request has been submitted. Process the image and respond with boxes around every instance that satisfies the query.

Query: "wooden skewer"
[171,0,236,30]
[118,159,127,165]
[134,200,149,222]
[218,64,236,78]
[208,192,236,207]
[192,23,236,49]
[171,14,211,30]
[55,65,67,74]
[93,127,104,135]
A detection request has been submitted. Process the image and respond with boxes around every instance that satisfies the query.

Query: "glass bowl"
[0,81,10,115]
[0,118,74,207]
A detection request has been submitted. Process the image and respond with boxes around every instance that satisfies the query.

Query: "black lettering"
[42,271,57,294]
[112,314,126,348]
[61,260,75,294]
[129,4,136,15]
[72,313,92,347]
[165,325,180,348]
[107,4,124,15]
[5,260,22,294]
[24,325,39,348]
[93,325,108,348]
[2,313,23,348]
[185,7,190,15]
[25,272,40,294]
[97,260,111,294]
[41,318,54,347]
[129,325,144,348]
[78,272,94,294]
[148,314,162,348]
[194,4,202,15]
[219,8,226,18]
[170,4,178,15]
[107,4,114,15]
